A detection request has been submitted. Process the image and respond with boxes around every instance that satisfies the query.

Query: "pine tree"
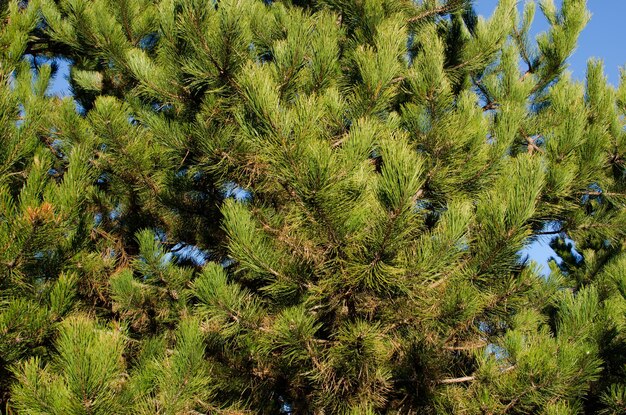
[1,0,626,413]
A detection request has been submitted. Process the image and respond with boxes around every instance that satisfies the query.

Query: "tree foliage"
[1,0,626,413]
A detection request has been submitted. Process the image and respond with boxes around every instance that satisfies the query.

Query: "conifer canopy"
[1,0,626,413]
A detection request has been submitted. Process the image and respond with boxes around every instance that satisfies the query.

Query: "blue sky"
[475,0,626,86]
[50,59,71,97]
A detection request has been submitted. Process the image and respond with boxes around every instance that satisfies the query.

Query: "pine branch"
[408,1,462,24]
[512,26,533,75]
[500,379,543,414]
[519,127,544,154]
[367,208,402,272]
[533,228,564,236]
[443,340,487,351]
[118,3,136,45]
[577,191,626,197]
[439,365,515,385]
[473,77,497,112]
[439,374,475,384]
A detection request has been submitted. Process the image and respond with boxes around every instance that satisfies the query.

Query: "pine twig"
[439,365,515,384]
[408,6,451,23]
[439,375,475,384]
[443,340,488,351]
[577,191,626,197]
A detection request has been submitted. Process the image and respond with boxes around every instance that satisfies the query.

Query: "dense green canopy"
[1,0,626,413]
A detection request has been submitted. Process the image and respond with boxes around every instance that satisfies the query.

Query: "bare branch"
[439,365,515,384]
[443,340,488,351]
[439,375,475,384]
